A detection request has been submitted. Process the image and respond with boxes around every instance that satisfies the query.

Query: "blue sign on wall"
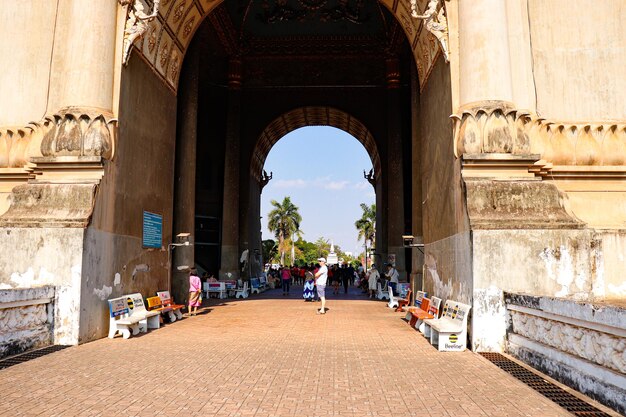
[142,211,162,248]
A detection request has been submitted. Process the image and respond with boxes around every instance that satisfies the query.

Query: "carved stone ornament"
[452,101,531,157]
[511,311,626,374]
[40,107,116,160]
[0,125,45,169]
[412,0,449,63]
[453,102,626,168]
[121,0,161,66]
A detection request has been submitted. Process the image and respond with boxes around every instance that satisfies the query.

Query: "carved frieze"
[0,305,48,333]
[510,310,626,374]
[40,107,116,160]
[453,102,626,169]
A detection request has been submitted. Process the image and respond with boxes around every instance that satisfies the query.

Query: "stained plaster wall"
[528,0,626,121]
[0,228,83,345]
[472,228,626,352]
[419,57,472,307]
[79,54,177,342]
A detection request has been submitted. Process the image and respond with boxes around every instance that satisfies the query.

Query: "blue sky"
[260,126,375,256]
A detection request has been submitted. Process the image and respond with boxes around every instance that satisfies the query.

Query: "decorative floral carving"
[40,108,116,159]
[452,101,531,157]
[173,0,187,23]
[510,311,626,374]
[160,40,170,69]
[182,15,196,38]
[122,0,161,66]
[147,24,158,54]
[0,122,51,169]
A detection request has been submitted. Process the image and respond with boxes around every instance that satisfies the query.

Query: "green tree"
[262,239,278,264]
[267,196,302,265]
[355,203,376,267]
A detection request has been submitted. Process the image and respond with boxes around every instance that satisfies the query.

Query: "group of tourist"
[187,260,401,316]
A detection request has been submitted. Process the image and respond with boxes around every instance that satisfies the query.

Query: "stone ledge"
[465,179,585,229]
[0,183,97,228]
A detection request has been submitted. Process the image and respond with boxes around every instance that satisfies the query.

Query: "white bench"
[107,297,141,339]
[235,281,249,299]
[387,285,400,309]
[127,293,161,332]
[423,300,471,351]
[204,282,227,299]
[259,275,268,291]
[376,281,389,300]
[250,278,261,294]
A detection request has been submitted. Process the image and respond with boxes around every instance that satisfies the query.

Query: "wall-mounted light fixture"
[402,235,424,253]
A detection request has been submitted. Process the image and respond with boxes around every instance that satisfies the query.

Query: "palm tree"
[355,203,376,269]
[267,197,302,265]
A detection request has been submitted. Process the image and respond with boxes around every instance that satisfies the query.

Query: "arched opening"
[165,1,422,304]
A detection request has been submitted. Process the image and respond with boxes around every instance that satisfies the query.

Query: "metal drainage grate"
[0,345,70,370]
[480,352,612,417]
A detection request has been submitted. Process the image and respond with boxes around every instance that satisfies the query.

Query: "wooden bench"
[107,297,141,339]
[423,300,471,351]
[404,297,430,326]
[147,296,177,323]
[156,291,184,319]
[403,290,427,318]
[395,289,412,312]
[127,293,161,333]
[413,296,442,332]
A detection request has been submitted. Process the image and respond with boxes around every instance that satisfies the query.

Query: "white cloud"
[271,179,308,188]
[324,180,350,190]
[354,181,370,190]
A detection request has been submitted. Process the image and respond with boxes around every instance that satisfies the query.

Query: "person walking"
[344,264,354,294]
[315,257,328,314]
[281,267,292,295]
[368,264,380,298]
[385,263,399,295]
[188,268,202,316]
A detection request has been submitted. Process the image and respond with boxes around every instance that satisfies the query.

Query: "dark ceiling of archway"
[224,0,391,37]
[208,0,405,57]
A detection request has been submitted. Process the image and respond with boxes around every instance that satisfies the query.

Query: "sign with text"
[142,211,162,248]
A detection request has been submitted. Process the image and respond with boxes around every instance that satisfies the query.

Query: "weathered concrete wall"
[79,53,177,342]
[505,293,626,414]
[0,286,55,359]
[419,57,472,306]
[472,228,626,352]
[0,228,83,345]
[528,0,626,121]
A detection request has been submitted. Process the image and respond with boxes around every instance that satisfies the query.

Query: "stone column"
[385,58,406,280]
[48,0,117,113]
[458,0,513,106]
[171,45,199,305]
[220,58,242,280]
[410,63,424,291]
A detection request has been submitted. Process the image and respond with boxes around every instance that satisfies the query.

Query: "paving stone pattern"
[0,288,572,417]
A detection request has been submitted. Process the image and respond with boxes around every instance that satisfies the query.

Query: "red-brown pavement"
[0,287,572,417]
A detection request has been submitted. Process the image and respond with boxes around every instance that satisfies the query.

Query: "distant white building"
[327,241,338,265]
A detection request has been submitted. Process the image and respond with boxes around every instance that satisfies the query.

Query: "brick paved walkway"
[0,287,573,417]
